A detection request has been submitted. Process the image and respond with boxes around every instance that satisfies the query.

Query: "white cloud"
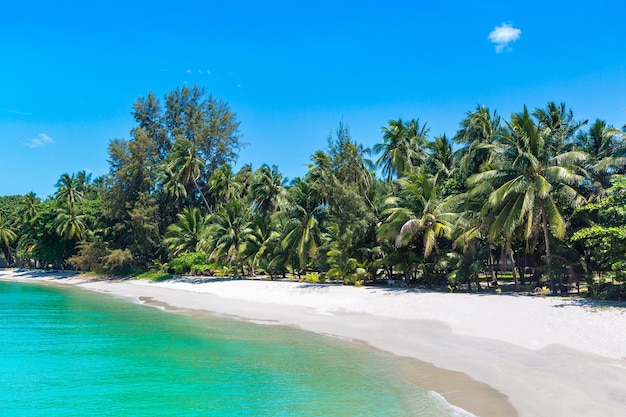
[26,133,54,148]
[185,68,212,75]
[488,23,521,53]
[6,109,32,116]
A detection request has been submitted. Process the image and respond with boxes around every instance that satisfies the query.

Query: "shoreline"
[3,270,626,417]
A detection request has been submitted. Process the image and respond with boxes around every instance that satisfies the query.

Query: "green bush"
[170,252,214,275]
[102,249,134,275]
[303,272,320,283]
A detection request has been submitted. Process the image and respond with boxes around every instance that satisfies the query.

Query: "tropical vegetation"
[2,85,626,299]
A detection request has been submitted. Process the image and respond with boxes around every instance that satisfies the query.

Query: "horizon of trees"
[2,85,626,300]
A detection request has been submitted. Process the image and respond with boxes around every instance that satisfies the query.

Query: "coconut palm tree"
[467,104,587,292]
[207,164,241,210]
[240,216,281,276]
[280,178,326,274]
[250,164,286,216]
[74,170,93,195]
[207,199,253,273]
[374,118,429,181]
[378,169,455,259]
[54,200,87,241]
[455,105,502,178]
[19,192,41,225]
[164,207,208,256]
[157,164,188,207]
[569,119,626,195]
[55,173,83,204]
[167,138,212,212]
[425,134,457,178]
[0,214,17,265]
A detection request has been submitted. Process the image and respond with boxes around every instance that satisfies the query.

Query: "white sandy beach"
[3,270,626,417]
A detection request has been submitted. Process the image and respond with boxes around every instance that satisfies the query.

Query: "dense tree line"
[2,86,626,299]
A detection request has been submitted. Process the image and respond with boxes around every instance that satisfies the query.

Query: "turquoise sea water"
[0,280,470,416]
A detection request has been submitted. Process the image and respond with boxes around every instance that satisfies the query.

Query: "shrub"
[67,240,108,272]
[102,249,134,275]
[170,252,214,275]
[304,272,320,283]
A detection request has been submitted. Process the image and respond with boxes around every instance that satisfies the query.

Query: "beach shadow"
[551,297,626,310]
[168,276,246,284]
[10,269,79,280]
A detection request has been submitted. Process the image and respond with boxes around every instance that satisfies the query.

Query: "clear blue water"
[0,280,469,416]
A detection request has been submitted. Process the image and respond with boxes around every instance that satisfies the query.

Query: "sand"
[3,270,626,417]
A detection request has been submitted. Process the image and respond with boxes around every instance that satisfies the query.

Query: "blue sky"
[2,0,625,198]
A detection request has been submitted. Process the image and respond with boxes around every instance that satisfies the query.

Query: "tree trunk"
[193,177,212,213]
[541,208,559,294]
[2,247,11,267]
[474,273,482,292]
[489,252,498,287]
[507,242,519,291]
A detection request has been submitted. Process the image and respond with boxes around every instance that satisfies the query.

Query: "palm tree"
[250,164,285,216]
[167,138,212,212]
[207,199,253,274]
[450,192,500,287]
[164,207,208,256]
[240,216,280,276]
[455,105,502,178]
[425,134,457,178]
[157,164,188,206]
[280,179,326,274]
[74,170,93,194]
[0,214,17,266]
[378,169,455,259]
[569,119,626,195]
[467,104,587,292]
[374,118,429,181]
[54,200,87,241]
[19,192,41,225]
[55,173,83,204]
[326,248,367,284]
[207,164,241,210]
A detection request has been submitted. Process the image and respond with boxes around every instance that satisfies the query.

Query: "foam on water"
[427,391,479,417]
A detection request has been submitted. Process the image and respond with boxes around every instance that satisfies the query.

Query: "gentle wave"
[427,390,478,417]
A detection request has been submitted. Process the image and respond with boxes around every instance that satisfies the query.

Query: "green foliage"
[374,118,429,180]
[0,195,25,225]
[102,249,134,275]
[169,251,217,275]
[280,178,326,271]
[378,169,454,258]
[67,240,109,272]
[326,248,368,285]
[207,199,253,268]
[5,97,626,297]
[572,175,626,280]
[134,270,173,282]
[302,272,322,283]
[165,207,208,256]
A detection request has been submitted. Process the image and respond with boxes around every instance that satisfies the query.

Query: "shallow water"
[0,280,473,416]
